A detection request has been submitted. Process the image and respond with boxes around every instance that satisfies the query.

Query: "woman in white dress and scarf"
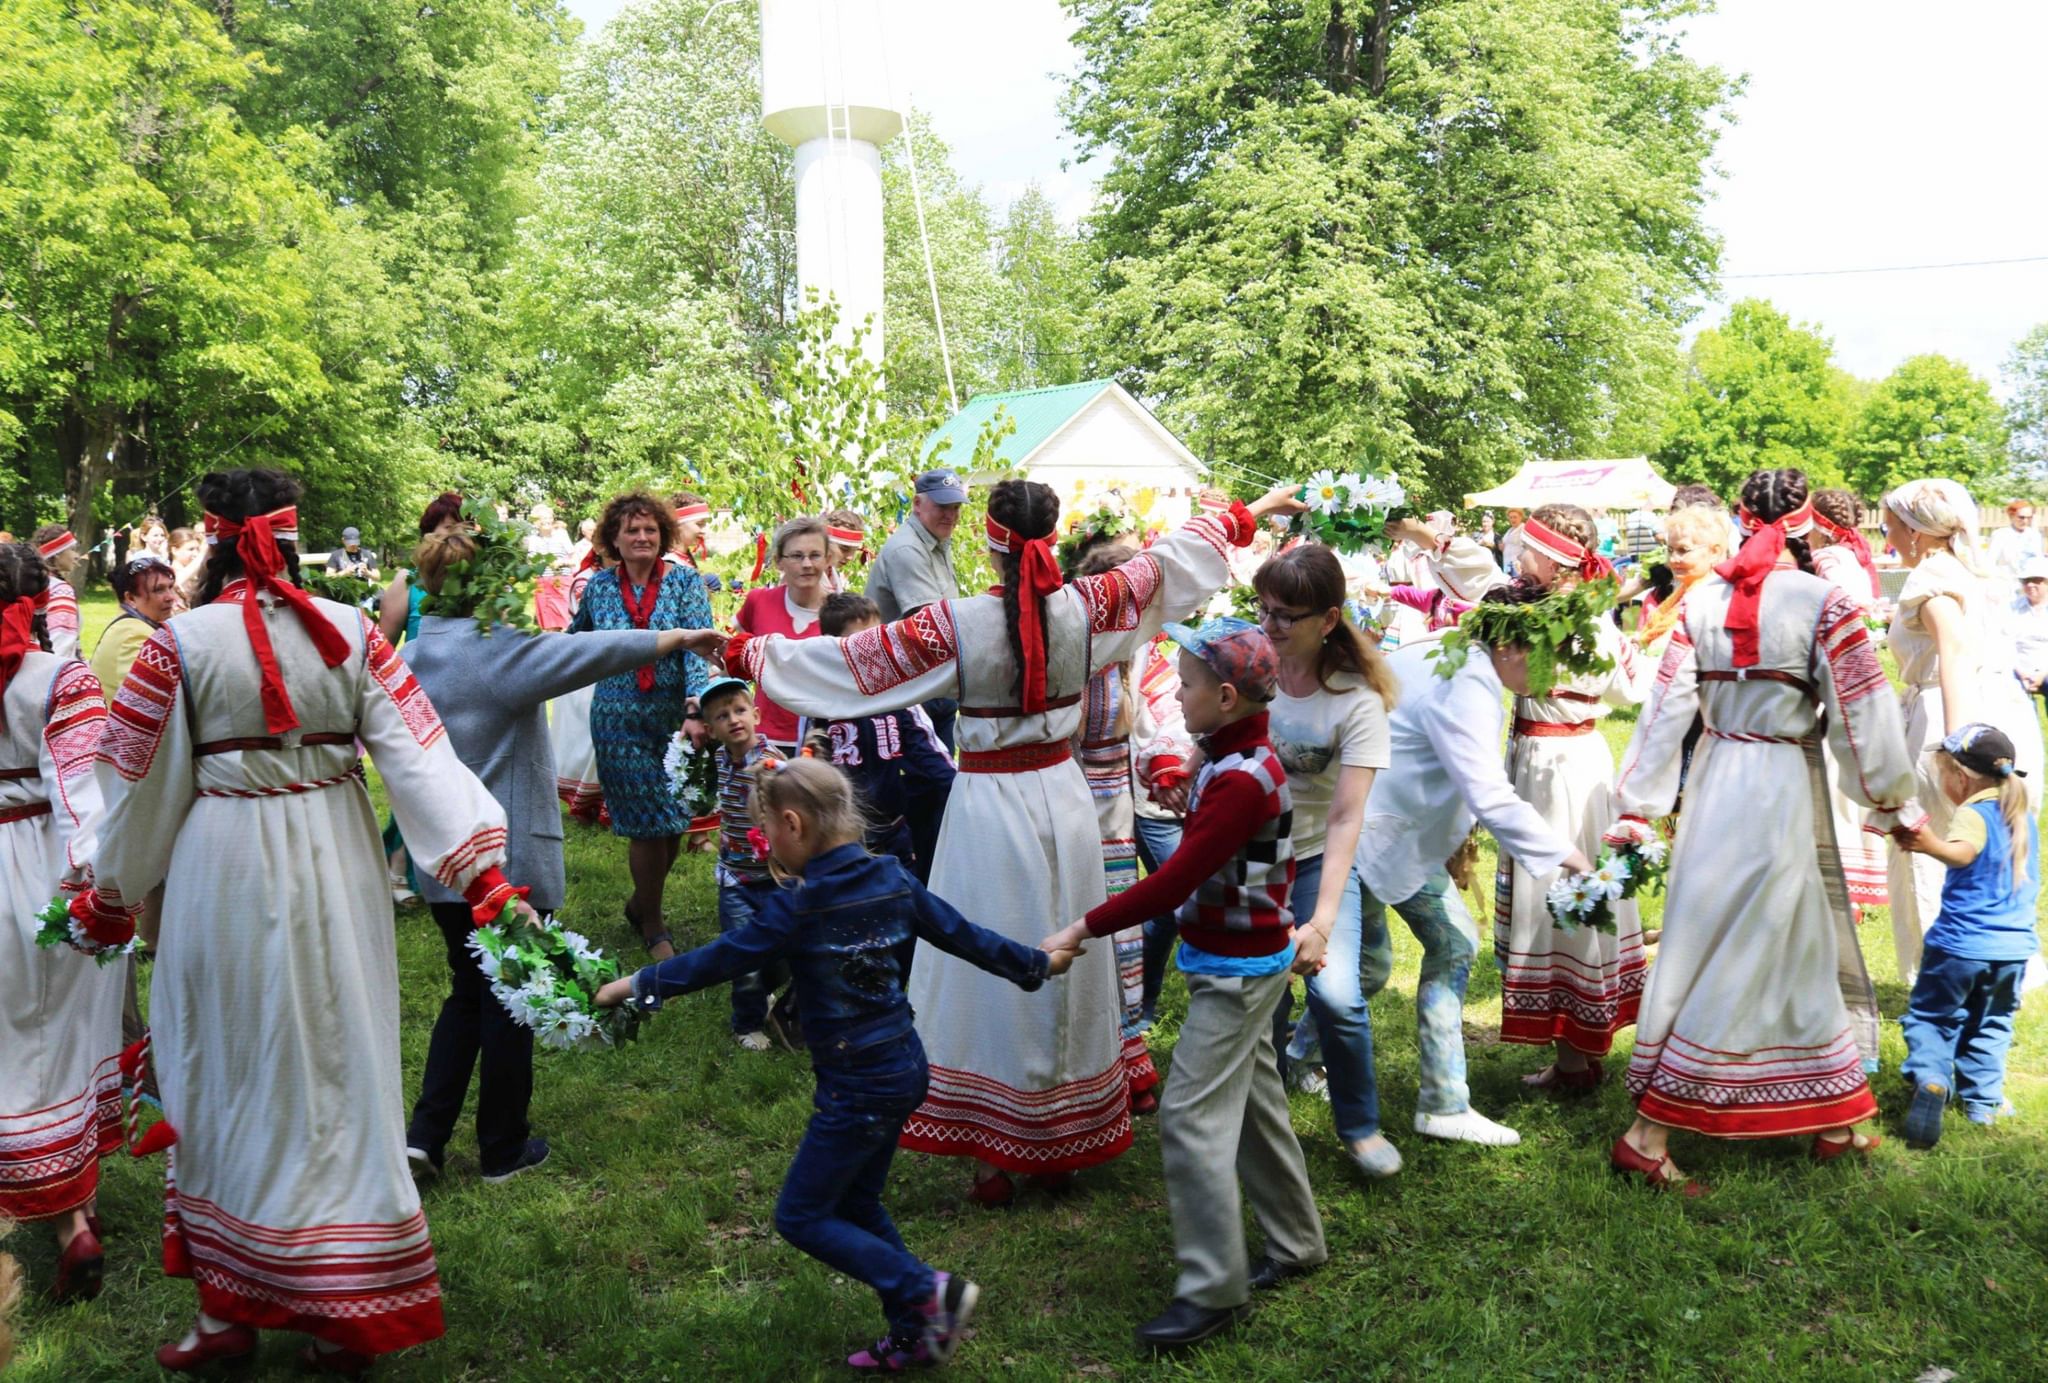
[76,469,530,1376]
[1881,478,2045,986]
[729,478,1304,1206]
[0,543,121,1303]
[1605,469,1917,1194]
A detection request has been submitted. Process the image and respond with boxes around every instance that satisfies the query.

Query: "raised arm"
[731,602,961,720]
[451,625,668,709]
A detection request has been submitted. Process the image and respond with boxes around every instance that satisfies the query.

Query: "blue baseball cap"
[1163,617,1278,701]
[914,468,967,505]
[698,677,752,710]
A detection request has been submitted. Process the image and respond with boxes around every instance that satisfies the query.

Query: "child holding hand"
[596,757,1064,1374]
[1893,724,2039,1148]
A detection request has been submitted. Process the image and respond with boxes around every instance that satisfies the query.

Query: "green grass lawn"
[9,594,2048,1380]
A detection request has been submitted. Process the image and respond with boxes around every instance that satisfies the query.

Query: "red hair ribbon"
[203,506,351,733]
[1715,501,1815,668]
[577,545,602,573]
[826,525,864,546]
[37,531,78,560]
[986,515,1064,715]
[749,532,768,583]
[674,501,711,523]
[1519,517,1615,583]
[1812,510,1880,600]
[0,596,37,731]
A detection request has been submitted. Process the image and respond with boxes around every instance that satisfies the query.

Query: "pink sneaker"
[845,1335,933,1372]
[919,1271,980,1364]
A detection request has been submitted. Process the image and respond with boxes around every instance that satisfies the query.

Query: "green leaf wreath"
[1429,578,1618,697]
[417,496,554,636]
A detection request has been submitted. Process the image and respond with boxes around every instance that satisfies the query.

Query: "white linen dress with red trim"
[735,511,1246,1174]
[1494,616,1650,1057]
[550,566,605,819]
[0,654,122,1222]
[1072,663,1158,1100]
[1613,570,1914,1137]
[1885,552,2046,983]
[1811,543,1891,911]
[89,588,511,1355]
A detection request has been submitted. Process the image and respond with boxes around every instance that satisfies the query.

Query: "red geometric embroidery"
[363,619,443,750]
[1080,552,1164,635]
[840,603,960,697]
[432,825,508,891]
[1817,589,1887,704]
[98,628,182,782]
[43,661,107,787]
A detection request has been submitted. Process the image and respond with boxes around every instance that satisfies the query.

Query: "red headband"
[38,531,78,560]
[674,502,711,522]
[1520,517,1615,583]
[0,596,37,731]
[985,516,1064,714]
[1715,501,1815,668]
[1811,509,1880,600]
[202,506,350,732]
[826,525,864,545]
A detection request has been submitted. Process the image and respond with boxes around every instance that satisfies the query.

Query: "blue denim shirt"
[631,844,1049,1067]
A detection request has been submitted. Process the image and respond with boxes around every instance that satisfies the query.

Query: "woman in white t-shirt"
[1250,544,1398,1178]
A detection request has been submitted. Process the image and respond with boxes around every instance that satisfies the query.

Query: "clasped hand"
[1039,921,1090,975]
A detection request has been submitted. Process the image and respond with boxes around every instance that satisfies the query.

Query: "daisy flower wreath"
[1289,469,1409,553]
[469,909,649,1050]
[1544,836,1670,935]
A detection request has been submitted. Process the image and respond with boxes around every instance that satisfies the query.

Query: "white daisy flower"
[1636,837,1668,866]
[1306,469,1344,514]
[1356,474,1406,510]
[467,932,503,981]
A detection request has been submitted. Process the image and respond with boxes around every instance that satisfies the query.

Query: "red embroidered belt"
[959,742,1073,774]
[0,801,51,825]
[1514,718,1595,738]
[1704,728,1812,746]
[1550,689,1602,704]
[194,731,355,757]
[197,765,366,799]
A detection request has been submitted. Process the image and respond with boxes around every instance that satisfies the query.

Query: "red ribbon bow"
[1520,516,1615,583]
[1812,510,1881,599]
[1714,502,1814,668]
[206,507,352,733]
[0,596,36,732]
[986,516,1065,715]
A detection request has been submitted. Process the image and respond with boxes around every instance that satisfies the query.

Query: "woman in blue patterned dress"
[570,490,712,959]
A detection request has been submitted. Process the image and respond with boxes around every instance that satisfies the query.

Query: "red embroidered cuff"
[71,889,138,948]
[1150,767,1191,793]
[464,867,521,925]
[725,630,761,678]
[1223,500,1257,547]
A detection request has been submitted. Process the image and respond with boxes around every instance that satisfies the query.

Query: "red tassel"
[120,1033,177,1157]
[750,532,768,583]
[132,1122,179,1158]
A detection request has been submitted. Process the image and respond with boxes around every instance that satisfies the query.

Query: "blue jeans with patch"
[717,881,781,1034]
[1357,871,1478,1116]
[775,1032,936,1339]
[1272,852,1379,1143]
[1901,944,2027,1117]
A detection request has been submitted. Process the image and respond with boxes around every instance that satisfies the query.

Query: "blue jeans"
[717,882,781,1034]
[1901,945,2027,1116]
[1271,853,1379,1143]
[775,1033,935,1339]
[1358,872,1478,1116]
[1134,815,1184,1023]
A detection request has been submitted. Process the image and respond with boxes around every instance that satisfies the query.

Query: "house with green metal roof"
[920,379,1207,519]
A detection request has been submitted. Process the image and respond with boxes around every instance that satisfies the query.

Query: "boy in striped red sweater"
[1043,617,1327,1353]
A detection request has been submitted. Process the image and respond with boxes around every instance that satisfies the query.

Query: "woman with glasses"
[1249,544,1402,1178]
[734,517,832,757]
[1986,499,2041,586]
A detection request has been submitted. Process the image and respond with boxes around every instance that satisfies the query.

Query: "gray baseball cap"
[341,526,361,542]
[914,468,967,505]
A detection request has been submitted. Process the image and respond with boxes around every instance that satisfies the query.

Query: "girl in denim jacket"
[596,758,1066,1373]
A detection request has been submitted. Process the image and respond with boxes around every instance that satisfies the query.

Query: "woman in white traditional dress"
[77,470,527,1375]
[1808,489,1892,918]
[1882,479,2045,986]
[1605,470,1917,1191]
[1492,504,1651,1090]
[730,479,1303,1205]
[0,544,121,1302]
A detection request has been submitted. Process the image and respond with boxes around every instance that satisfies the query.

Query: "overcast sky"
[563,0,2048,390]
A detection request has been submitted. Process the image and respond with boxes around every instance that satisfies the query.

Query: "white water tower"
[760,0,905,364]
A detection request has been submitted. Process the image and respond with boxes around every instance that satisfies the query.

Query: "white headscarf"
[1884,478,1982,575]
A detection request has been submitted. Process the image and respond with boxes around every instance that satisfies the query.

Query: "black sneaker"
[481,1138,551,1184]
[1904,1081,1948,1149]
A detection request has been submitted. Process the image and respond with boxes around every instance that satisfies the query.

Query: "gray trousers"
[1162,967,1328,1309]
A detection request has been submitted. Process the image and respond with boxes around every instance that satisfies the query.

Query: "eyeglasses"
[1256,604,1316,632]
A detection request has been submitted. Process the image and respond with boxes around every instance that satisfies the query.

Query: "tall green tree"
[1652,299,1855,498]
[2003,322,2048,475]
[1062,0,1734,504]
[1846,354,2008,499]
[994,186,1094,389]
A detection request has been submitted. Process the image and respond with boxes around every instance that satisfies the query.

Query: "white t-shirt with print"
[1267,672,1392,862]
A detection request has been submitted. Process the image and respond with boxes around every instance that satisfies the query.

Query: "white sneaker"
[1289,1064,1330,1100]
[734,1030,774,1052]
[1414,1108,1522,1147]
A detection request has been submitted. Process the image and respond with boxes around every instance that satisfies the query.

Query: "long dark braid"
[0,542,52,653]
[1739,468,1818,576]
[195,469,305,606]
[987,478,1061,703]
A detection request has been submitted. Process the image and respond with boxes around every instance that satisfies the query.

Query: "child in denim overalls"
[597,757,1063,1372]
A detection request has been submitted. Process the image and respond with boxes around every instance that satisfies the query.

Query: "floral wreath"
[1429,578,1618,696]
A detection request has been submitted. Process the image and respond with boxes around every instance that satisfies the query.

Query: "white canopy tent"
[1465,457,1675,511]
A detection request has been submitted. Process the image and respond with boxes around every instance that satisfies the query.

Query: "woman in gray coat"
[398,526,724,1181]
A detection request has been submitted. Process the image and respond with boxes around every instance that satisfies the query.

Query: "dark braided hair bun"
[195,468,305,606]
[1738,468,1818,577]
[0,542,53,653]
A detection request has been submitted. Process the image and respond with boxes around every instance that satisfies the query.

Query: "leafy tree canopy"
[1846,353,2008,499]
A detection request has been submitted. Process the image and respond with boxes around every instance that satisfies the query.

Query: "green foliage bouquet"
[1430,579,1618,696]
[469,911,648,1051]
[302,570,378,607]
[1289,469,1408,553]
[418,497,553,634]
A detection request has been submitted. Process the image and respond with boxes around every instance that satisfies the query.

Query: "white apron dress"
[90,587,510,1354]
[551,566,605,820]
[1614,570,1916,1136]
[1811,544,1891,911]
[1886,553,2046,984]
[1495,618,1650,1057]
[0,653,122,1222]
[736,510,1248,1173]
[1074,664,1157,1099]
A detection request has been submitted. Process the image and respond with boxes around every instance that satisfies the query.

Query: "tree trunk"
[59,403,110,561]
[1367,0,1393,99]
[1324,3,1359,95]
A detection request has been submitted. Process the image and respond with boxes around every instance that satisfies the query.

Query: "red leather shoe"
[297,1342,376,1376]
[49,1226,104,1303]
[1609,1136,1706,1197]
[154,1321,258,1372]
[1524,1061,1604,1094]
[1131,1088,1160,1117]
[1812,1130,1882,1163]
[966,1170,1014,1207]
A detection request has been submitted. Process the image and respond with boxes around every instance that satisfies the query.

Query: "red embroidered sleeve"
[433,824,510,893]
[726,629,763,680]
[462,866,523,925]
[1078,552,1165,635]
[839,603,960,697]
[44,661,107,787]
[362,616,444,750]
[1816,589,1886,705]
[98,627,182,782]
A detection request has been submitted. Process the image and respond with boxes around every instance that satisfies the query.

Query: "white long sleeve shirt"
[2009,594,2048,681]
[1354,635,1574,903]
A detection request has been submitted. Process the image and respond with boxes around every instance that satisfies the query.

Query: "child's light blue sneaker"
[1964,1099,2015,1127]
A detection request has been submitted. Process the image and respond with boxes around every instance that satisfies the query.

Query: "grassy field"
[8,594,2047,1380]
